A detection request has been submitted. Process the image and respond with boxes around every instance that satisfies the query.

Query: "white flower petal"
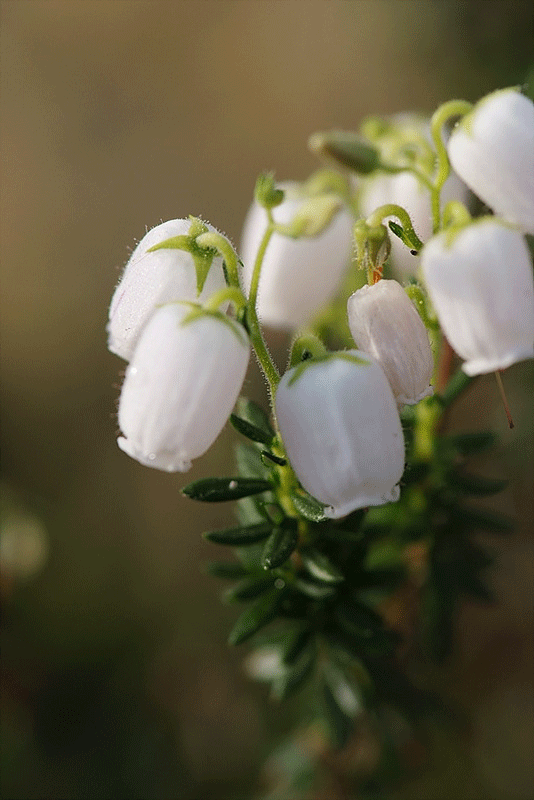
[117,304,249,471]
[275,354,405,518]
[240,182,353,329]
[108,219,227,361]
[347,279,434,405]
[421,218,534,375]
[448,88,534,235]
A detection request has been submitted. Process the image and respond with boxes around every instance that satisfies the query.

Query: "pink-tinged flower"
[347,279,434,405]
[421,218,534,375]
[108,219,227,361]
[240,182,353,329]
[275,353,405,518]
[448,88,534,235]
[117,304,249,471]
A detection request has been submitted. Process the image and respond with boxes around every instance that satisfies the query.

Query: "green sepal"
[447,470,507,496]
[227,586,284,646]
[230,414,274,446]
[235,397,275,438]
[254,172,285,209]
[291,493,327,522]
[203,521,273,545]
[301,549,344,584]
[183,476,272,502]
[321,676,353,750]
[445,431,497,456]
[191,248,215,294]
[388,220,419,254]
[261,526,299,570]
[223,575,276,603]
[203,561,248,580]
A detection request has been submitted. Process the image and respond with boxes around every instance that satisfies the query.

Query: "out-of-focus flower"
[421,218,534,375]
[448,88,534,235]
[347,279,434,405]
[118,303,249,471]
[108,219,227,361]
[240,182,353,329]
[275,353,405,519]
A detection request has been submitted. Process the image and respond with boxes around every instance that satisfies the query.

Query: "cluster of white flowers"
[108,87,534,520]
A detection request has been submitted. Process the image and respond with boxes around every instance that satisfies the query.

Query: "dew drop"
[274,578,285,590]
[229,480,238,490]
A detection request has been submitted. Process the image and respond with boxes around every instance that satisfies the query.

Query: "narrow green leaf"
[453,504,513,534]
[203,522,273,545]
[301,549,344,584]
[223,575,275,602]
[271,641,316,701]
[335,603,383,640]
[438,368,475,407]
[227,587,284,646]
[261,450,287,466]
[235,397,275,437]
[291,493,327,522]
[183,476,272,502]
[447,431,497,455]
[203,561,248,580]
[293,577,337,599]
[321,677,353,749]
[262,527,299,570]
[234,441,266,479]
[447,470,507,496]
[279,626,312,665]
[230,414,273,446]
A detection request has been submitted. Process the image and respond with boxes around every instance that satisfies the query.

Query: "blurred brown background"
[1,2,533,798]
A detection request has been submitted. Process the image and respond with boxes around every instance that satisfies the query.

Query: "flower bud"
[108,219,227,361]
[240,182,353,329]
[275,354,405,518]
[421,218,534,376]
[117,304,249,471]
[448,88,534,235]
[359,170,468,276]
[347,280,434,405]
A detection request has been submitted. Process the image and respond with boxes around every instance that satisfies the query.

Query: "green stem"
[195,231,241,288]
[430,100,473,232]
[246,218,280,395]
[366,204,424,251]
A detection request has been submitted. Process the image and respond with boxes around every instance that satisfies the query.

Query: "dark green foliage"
[230,413,273,446]
[290,492,327,522]
[262,526,299,569]
[203,521,273,545]
[182,476,272,502]
[227,587,285,645]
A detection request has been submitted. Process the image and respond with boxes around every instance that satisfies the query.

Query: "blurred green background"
[1,1,533,798]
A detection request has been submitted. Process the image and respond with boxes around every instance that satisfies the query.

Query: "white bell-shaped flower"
[421,218,534,376]
[108,219,227,361]
[347,279,434,405]
[447,88,534,235]
[240,182,353,329]
[117,303,249,472]
[275,353,405,519]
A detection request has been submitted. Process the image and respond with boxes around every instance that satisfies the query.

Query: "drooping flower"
[347,279,434,405]
[108,219,227,361]
[275,353,405,519]
[117,303,249,471]
[421,217,534,376]
[447,88,534,235]
[240,181,353,329]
